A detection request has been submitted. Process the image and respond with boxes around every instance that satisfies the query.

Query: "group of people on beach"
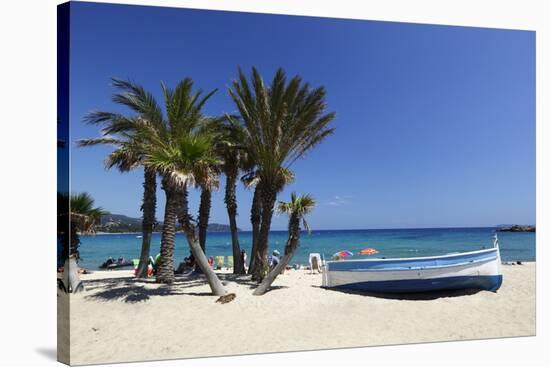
[96,247,284,277]
[177,248,282,274]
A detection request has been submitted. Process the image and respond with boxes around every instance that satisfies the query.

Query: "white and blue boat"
[322,235,503,293]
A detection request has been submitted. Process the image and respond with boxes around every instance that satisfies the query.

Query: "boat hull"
[329,275,502,293]
[322,247,503,293]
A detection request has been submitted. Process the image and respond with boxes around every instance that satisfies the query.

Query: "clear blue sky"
[68,2,535,230]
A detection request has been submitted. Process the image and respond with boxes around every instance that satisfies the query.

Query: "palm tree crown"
[145,132,221,189]
[68,192,108,234]
[277,192,316,232]
[228,67,335,280]
[228,67,335,187]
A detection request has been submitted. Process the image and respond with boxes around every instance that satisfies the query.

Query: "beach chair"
[309,253,323,274]
[215,256,224,270]
[227,256,234,269]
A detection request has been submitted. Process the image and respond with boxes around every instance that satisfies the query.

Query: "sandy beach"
[62,262,535,365]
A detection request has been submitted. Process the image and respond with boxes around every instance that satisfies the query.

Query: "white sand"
[64,263,535,365]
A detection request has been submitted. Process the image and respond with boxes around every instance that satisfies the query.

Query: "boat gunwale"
[324,246,499,265]
[328,256,497,272]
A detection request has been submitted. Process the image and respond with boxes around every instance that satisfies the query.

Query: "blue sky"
[68,2,535,230]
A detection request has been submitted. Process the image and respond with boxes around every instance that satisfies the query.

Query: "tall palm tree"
[197,187,212,252]
[195,168,219,274]
[228,67,335,281]
[135,79,226,295]
[253,193,315,295]
[58,192,107,293]
[248,183,262,275]
[241,168,294,278]
[79,79,164,279]
[215,118,249,274]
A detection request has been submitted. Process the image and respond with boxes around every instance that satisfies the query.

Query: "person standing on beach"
[241,250,248,273]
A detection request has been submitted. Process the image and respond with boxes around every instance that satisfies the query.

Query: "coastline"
[66,262,536,365]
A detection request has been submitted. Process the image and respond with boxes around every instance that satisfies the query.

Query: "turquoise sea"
[78,227,535,270]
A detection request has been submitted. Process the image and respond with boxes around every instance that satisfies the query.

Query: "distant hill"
[97,214,237,233]
[100,214,142,227]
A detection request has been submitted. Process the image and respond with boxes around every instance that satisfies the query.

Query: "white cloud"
[326,195,352,206]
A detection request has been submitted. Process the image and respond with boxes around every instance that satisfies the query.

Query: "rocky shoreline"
[497,225,535,232]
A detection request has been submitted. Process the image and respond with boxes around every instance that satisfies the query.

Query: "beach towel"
[227,256,234,268]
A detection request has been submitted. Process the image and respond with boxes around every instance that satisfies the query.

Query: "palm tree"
[134,79,226,295]
[253,193,315,295]
[146,132,227,295]
[195,166,219,274]
[215,118,249,274]
[241,168,294,278]
[79,79,164,279]
[228,67,335,281]
[58,192,107,293]
[197,187,212,252]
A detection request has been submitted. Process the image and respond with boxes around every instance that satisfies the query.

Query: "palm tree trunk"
[61,221,84,293]
[198,188,211,252]
[254,214,300,295]
[178,184,227,296]
[58,208,83,292]
[63,257,84,293]
[253,184,277,281]
[248,185,262,276]
[136,167,156,278]
[224,161,244,274]
[156,176,177,284]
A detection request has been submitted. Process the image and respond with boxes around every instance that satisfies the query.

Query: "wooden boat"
[322,235,503,293]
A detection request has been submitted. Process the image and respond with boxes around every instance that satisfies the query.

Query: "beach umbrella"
[358,248,379,255]
[333,250,353,258]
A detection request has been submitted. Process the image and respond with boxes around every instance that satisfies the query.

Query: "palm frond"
[68,192,109,234]
[228,67,336,189]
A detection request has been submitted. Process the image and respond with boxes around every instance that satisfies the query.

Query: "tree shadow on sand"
[217,273,289,292]
[218,273,261,288]
[83,272,289,302]
[312,285,482,301]
[84,275,214,303]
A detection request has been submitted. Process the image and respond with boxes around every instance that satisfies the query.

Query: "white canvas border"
[0,0,546,366]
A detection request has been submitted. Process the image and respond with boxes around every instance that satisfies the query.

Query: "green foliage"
[69,192,108,233]
[228,67,336,190]
[145,131,221,189]
[277,192,316,233]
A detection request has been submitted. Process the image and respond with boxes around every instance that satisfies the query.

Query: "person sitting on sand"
[184,252,195,268]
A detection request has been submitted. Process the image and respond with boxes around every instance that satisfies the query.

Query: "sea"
[78,227,536,270]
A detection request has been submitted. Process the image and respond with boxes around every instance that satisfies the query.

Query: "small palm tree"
[253,193,315,295]
[69,192,107,234]
[146,132,227,294]
[228,67,335,281]
[58,192,108,293]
